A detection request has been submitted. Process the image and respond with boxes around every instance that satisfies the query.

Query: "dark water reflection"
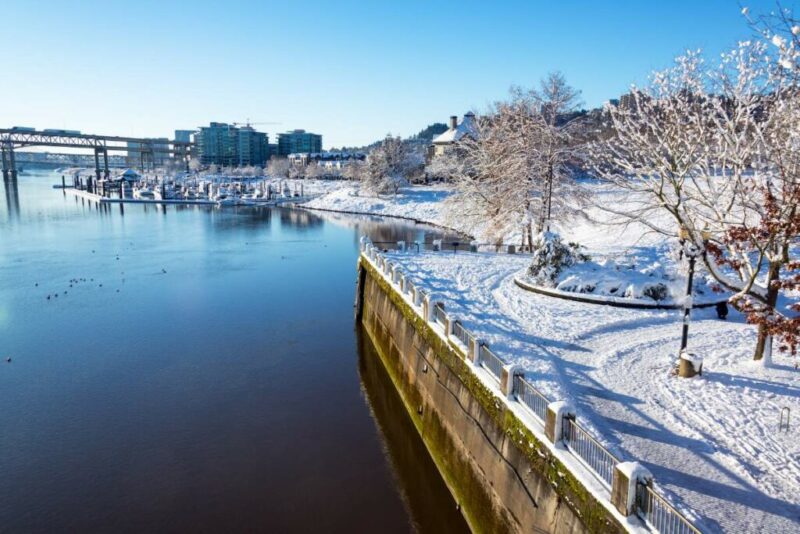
[0,171,465,532]
[357,329,470,534]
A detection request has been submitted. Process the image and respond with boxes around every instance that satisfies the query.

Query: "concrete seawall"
[356,256,630,534]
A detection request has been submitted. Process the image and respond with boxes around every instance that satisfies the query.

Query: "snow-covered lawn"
[385,250,800,533]
[310,181,742,306]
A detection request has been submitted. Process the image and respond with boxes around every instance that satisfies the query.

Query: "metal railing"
[636,483,702,534]
[451,320,474,349]
[562,417,619,488]
[515,376,550,423]
[433,303,447,328]
[365,239,536,255]
[478,344,504,382]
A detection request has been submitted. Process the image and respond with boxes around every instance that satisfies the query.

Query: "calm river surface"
[0,171,469,533]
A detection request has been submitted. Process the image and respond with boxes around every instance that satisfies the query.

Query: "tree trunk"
[527,221,534,251]
[521,225,527,251]
[753,261,781,361]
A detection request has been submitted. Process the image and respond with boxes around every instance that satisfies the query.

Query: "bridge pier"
[1,143,18,181]
[94,148,101,184]
[103,148,109,180]
[1,145,8,181]
[9,146,17,181]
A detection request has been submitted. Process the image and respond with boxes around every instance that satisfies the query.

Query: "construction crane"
[231,119,282,128]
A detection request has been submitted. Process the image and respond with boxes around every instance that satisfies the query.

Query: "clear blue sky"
[0,0,781,148]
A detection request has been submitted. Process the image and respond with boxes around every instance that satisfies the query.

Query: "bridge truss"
[0,128,194,181]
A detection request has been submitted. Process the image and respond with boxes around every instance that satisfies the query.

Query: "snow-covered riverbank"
[303,183,461,232]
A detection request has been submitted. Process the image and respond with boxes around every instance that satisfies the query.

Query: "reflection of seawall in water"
[356,328,470,534]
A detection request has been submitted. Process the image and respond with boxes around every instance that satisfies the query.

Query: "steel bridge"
[0,128,194,181]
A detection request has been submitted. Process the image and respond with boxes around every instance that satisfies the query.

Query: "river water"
[0,170,469,533]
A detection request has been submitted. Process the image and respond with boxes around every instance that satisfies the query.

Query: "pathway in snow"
[390,251,800,534]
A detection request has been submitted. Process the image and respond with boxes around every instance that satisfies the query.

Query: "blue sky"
[0,1,780,148]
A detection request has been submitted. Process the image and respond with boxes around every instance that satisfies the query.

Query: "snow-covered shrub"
[642,283,669,301]
[527,232,588,286]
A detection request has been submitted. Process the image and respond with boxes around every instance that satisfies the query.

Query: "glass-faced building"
[277,129,322,156]
[195,122,269,166]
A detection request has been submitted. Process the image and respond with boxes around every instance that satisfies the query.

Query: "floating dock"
[65,188,309,206]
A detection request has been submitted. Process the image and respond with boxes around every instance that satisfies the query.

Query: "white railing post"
[468,338,483,364]
[501,363,523,397]
[397,240,406,252]
[424,294,438,323]
[445,315,457,338]
[432,239,442,251]
[545,401,575,444]
[611,462,652,517]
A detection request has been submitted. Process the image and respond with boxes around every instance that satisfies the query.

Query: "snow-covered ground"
[308,181,736,304]
[304,183,454,229]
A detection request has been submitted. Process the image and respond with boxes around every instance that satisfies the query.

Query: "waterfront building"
[195,122,269,166]
[195,122,239,166]
[277,129,322,156]
[152,138,170,166]
[430,112,476,158]
[126,137,170,168]
[174,130,194,143]
[237,126,269,166]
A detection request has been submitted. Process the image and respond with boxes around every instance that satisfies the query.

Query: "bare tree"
[446,80,585,248]
[304,163,326,179]
[528,72,584,231]
[267,158,290,180]
[363,136,423,194]
[342,159,366,182]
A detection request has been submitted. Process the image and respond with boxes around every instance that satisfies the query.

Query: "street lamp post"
[677,227,709,377]
[679,240,699,352]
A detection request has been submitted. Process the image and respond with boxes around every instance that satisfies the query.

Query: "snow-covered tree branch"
[588,39,799,360]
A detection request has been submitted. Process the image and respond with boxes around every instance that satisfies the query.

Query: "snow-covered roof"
[432,112,476,145]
